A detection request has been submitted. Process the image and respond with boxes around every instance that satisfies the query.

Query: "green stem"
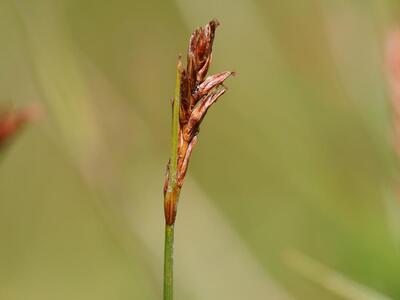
[163,224,174,300]
[163,59,181,300]
[168,59,181,186]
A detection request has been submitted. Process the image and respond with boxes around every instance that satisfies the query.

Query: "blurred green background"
[1,0,400,299]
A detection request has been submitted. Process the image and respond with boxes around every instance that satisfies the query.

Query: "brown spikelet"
[164,19,234,225]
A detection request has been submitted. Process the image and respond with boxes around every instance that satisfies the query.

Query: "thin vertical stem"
[163,224,174,300]
[168,58,181,187]
[163,59,181,300]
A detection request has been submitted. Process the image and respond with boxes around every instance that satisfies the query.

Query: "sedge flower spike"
[163,19,234,225]
[162,19,234,300]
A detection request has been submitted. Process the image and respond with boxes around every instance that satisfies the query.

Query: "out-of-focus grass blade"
[384,187,400,244]
[284,249,393,300]
[12,0,103,174]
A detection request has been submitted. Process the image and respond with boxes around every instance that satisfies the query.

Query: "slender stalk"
[169,59,181,184]
[163,224,174,300]
[163,59,181,300]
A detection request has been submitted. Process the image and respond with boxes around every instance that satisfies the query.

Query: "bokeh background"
[1,0,400,299]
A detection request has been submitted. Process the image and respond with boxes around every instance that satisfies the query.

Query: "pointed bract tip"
[210,18,220,27]
[177,54,184,71]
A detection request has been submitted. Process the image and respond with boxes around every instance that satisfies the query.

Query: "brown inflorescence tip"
[176,18,233,187]
[164,19,234,225]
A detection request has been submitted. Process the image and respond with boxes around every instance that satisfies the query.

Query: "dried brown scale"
[194,71,233,101]
[184,87,226,142]
[164,19,234,225]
